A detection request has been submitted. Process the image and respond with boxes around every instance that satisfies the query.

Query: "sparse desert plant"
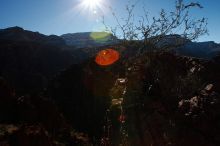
[103,0,208,51]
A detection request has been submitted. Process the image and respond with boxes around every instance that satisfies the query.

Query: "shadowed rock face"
[0,77,92,146]
[46,62,118,139]
[0,27,90,95]
[0,50,220,145]
[0,27,220,145]
[45,51,220,146]
[116,52,220,146]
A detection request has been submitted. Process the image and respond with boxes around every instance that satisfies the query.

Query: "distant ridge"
[175,41,220,59]
[61,32,118,48]
[0,26,66,46]
[1,26,220,59]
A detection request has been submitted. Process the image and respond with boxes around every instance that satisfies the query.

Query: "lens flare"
[95,49,120,66]
[90,32,111,43]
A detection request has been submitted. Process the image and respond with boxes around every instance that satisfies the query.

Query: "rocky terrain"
[0,27,220,146]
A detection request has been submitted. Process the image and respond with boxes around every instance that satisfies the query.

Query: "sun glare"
[81,0,102,10]
[75,0,109,18]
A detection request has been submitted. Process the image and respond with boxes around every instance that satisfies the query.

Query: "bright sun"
[76,0,107,17]
[81,0,102,10]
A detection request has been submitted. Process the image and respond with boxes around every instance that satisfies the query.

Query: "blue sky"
[0,0,219,43]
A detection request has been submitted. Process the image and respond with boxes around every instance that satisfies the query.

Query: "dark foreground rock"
[0,47,220,146]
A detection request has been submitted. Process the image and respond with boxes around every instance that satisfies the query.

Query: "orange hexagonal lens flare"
[95,49,120,66]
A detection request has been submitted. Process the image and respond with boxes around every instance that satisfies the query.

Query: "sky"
[0,0,219,43]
